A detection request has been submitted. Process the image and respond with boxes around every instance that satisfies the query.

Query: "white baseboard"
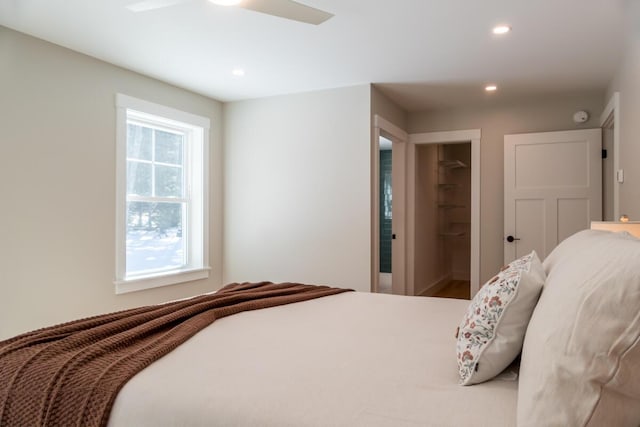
[452,270,470,281]
[417,274,452,297]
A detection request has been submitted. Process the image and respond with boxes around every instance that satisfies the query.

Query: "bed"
[2,226,640,427]
[109,293,517,427]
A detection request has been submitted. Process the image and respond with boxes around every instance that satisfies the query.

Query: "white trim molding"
[115,93,211,294]
[372,115,408,295]
[116,94,210,129]
[409,129,481,144]
[115,268,211,294]
[600,92,620,126]
[374,115,409,142]
[408,129,482,297]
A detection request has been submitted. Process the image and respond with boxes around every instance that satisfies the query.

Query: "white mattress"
[108,292,517,426]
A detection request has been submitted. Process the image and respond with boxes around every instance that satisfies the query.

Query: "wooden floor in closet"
[431,280,470,300]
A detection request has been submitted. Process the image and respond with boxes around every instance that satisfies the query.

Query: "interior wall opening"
[378,135,393,294]
[414,142,471,299]
[602,116,615,221]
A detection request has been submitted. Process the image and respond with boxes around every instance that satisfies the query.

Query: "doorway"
[407,129,481,297]
[413,143,472,298]
[602,124,614,221]
[378,135,393,294]
[600,92,620,221]
[372,116,408,295]
[372,117,481,297]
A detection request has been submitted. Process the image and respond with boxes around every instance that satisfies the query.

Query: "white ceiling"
[0,0,627,111]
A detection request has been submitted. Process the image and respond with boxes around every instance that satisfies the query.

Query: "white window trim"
[115,94,211,294]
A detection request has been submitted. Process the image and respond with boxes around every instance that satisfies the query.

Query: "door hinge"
[602,149,607,159]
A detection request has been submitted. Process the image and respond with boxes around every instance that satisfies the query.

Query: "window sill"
[115,267,211,294]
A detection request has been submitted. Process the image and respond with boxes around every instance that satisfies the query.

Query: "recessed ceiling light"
[485,85,498,92]
[209,0,242,6]
[492,25,511,35]
[232,68,245,77]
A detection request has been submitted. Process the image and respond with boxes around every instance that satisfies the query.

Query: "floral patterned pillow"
[456,251,545,385]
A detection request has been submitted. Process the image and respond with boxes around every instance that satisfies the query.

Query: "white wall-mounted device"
[573,110,590,124]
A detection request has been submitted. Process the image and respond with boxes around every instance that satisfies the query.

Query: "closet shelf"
[438,160,468,169]
[438,204,465,209]
[439,231,465,238]
[438,183,459,190]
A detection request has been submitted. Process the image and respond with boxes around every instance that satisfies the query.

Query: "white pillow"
[518,230,640,426]
[456,251,545,385]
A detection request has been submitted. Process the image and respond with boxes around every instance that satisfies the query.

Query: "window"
[115,94,210,294]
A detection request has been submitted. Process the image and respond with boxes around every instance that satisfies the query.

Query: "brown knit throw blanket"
[0,281,352,427]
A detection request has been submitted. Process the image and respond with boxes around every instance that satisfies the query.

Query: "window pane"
[155,165,183,198]
[126,201,186,274]
[155,130,183,165]
[127,124,152,160]
[127,161,152,196]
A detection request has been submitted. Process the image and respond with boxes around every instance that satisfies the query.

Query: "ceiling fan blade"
[239,0,333,25]
[126,0,190,12]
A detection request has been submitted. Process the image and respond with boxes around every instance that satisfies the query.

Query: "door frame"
[372,118,481,296]
[372,115,409,294]
[408,130,481,297]
[600,91,620,220]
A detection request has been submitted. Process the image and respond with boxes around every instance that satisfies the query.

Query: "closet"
[414,142,471,297]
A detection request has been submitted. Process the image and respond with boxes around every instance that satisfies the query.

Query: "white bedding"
[108,292,517,427]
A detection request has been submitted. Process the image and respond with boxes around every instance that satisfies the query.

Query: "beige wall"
[607,3,640,219]
[0,21,621,341]
[0,27,224,340]
[371,86,408,130]
[223,85,372,291]
[413,144,445,295]
[408,92,604,282]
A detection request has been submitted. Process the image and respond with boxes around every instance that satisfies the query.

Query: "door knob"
[506,235,520,243]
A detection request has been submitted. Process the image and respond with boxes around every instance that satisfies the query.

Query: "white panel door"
[504,129,602,264]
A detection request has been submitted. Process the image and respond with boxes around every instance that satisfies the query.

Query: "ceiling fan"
[126,0,334,25]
